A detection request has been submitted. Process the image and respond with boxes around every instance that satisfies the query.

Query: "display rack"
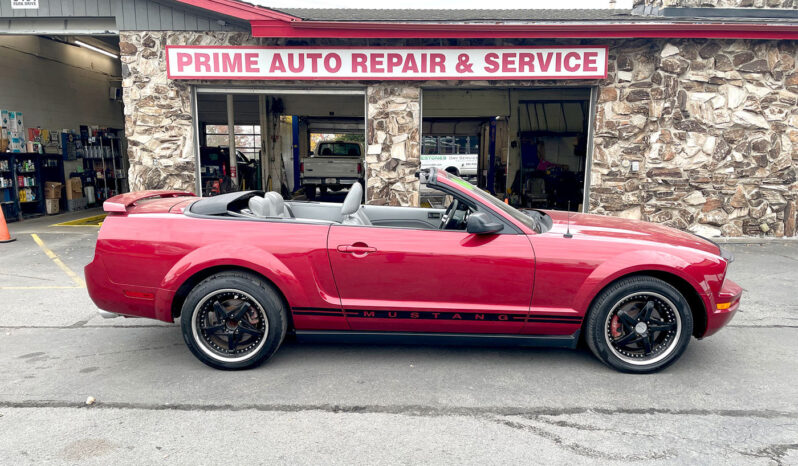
[0,153,19,221]
[0,152,50,221]
[82,129,126,205]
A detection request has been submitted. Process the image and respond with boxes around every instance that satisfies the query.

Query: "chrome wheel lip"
[604,291,682,367]
[191,288,269,363]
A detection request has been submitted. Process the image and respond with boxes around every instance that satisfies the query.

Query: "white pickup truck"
[300,141,364,200]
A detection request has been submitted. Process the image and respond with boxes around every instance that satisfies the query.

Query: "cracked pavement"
[1,211,797,464]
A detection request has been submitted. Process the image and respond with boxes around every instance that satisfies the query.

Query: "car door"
[326,224,535,334]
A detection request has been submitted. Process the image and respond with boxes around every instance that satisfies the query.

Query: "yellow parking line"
[30,234,86,288]
[51,214,106,227]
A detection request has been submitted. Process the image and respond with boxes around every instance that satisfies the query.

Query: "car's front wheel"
[584,276,693,374]
[180,271,287,370]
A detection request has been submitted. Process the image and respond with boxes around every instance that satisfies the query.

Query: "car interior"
[187,181,477,231]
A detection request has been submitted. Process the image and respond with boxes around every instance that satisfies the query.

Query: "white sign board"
[166,46,608,81]
[11,0,39,9]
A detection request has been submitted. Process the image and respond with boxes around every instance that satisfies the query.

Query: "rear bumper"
[702,278,742,338]
[301,177,360,186]
[85,258,172,322]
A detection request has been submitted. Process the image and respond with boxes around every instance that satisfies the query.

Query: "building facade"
[3,0,796,236]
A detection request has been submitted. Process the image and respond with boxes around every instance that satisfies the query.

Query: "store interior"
[0,34,125,222]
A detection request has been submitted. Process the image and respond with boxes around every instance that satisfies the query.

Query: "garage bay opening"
[421,88,592,212]
[194,89,365,199]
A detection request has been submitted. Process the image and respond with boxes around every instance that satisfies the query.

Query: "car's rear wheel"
[180,271,287,370]
[306,186,317,201]
[584,276,693,374]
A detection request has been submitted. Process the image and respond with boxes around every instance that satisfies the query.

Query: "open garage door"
[194,89,365,199]
[421,88,593,212]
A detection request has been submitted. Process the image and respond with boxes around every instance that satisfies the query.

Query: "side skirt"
[295,330,580,349]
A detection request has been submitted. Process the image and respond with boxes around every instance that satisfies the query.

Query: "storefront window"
[422,136,438,155]
[438,136,455,155]
[204,124,261,161]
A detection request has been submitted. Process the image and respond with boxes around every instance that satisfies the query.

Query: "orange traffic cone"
[0,206,15,243]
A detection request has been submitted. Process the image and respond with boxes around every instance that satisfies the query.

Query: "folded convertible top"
[188,190,264,216]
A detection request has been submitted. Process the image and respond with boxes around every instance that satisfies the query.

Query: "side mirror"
[466,212,503,235]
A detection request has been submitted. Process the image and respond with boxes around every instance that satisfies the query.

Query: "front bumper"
[703,278,742,338]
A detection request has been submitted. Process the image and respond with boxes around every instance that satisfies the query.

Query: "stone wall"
[592,38,798,237]
[634,0,796,7]
[366,86,421,206]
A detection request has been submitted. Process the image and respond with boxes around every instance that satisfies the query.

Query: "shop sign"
[11,0,38,8]
[166,46,607,81]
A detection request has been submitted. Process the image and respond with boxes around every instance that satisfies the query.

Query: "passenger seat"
[265,191,293,217]
[248,192,293,218]
[340,183,371,226]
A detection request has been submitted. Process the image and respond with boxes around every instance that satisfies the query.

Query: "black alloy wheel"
[585,276,693,373]
[180,272,287,370]
[193,290,268,361]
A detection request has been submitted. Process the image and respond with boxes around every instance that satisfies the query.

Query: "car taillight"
[300,162,304,174]
[357,163,362,174]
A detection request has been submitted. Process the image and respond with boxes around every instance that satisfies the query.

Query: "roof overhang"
[250,21,798,40]
[173,0,300,22]
[173,1,798,41]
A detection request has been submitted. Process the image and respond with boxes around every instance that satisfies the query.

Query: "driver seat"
[340,183,371,226]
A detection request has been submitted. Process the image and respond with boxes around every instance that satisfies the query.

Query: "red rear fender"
[154,243,317,321]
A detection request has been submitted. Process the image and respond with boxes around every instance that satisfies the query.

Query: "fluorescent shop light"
[75,40,118,59]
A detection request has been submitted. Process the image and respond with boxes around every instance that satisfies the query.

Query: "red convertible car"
[86,168,741,373]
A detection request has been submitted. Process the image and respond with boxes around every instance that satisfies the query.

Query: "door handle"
[337,244,377,254]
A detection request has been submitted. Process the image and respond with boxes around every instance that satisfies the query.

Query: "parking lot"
[1,210,797,464]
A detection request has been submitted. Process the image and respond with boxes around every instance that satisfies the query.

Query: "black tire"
[584,276,693,374]
[319,186,328,195]
[180,271,287,370]
[306,186,317,201]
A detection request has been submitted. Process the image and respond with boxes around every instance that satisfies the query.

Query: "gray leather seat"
[248,192,292,218]
[248,196,274,217]
[265,191,292,217]
[340,183,371,226]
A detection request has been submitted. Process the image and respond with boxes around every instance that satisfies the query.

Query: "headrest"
[341,182,363,216]
[266,191,284,212]
[248,196,273,217]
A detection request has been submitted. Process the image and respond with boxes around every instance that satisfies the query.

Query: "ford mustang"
[86,168,741,373]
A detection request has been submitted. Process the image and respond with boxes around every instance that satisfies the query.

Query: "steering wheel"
[439,198,459,230]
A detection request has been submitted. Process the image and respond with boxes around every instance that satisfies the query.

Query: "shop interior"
[194,90,365,200]
[0,34,126,222]
[421,88,592,212]
[196,87,593,214]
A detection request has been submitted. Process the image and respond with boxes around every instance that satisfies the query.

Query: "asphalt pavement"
[1,210,797,464]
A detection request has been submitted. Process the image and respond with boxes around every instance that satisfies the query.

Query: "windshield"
[317,142,361,157]
[441,172,539,232]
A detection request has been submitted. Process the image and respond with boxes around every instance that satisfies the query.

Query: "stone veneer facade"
[120,31,798,236]
[366,86,421,206]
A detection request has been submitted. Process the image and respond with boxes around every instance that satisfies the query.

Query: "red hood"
[541,210,720,255]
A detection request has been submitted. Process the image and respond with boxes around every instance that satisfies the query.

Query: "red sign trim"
[165,45,609,81]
